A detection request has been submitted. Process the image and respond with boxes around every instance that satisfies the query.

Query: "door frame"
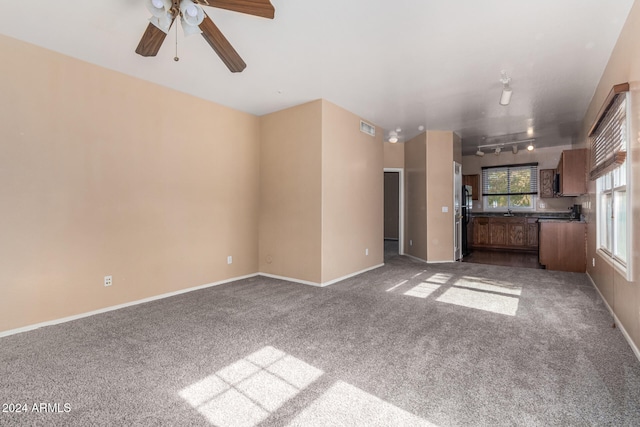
[384,168,405,255]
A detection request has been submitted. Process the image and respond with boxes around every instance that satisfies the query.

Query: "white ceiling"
[0,0,634,155]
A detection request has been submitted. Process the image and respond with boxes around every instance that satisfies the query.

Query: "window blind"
[481,163,538,196]
[589,83,629,181]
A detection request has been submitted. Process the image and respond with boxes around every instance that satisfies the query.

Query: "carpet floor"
[1,253,640,426]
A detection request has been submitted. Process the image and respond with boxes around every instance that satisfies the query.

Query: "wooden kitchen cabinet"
[557,149,587,196]
[539,169,556,198]
[539,221,586,272]
[507,220,526,246]
[473,217,490,245]
[463,174,479,200]
[526,218,539,248]
[490,220,507,246]
[471,216,538,251]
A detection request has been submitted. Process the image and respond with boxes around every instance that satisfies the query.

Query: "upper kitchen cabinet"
[539,169,556,198]
[556,148,587,196]
[462,174,479,200]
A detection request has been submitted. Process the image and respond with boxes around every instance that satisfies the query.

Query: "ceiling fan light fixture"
[388,131,399,143]
[180,0,205,35]
[149,15,173,33]
[146,0,171,17]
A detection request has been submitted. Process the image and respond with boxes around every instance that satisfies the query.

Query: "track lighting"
[499,71,512,106]
[476,138,535,156]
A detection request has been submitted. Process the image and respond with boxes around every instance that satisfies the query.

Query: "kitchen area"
[462,147,588,272]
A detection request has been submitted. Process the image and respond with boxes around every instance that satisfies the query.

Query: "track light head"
[499,71,512,106]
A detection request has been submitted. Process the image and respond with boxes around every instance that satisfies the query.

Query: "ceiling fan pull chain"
[174,24,180,62]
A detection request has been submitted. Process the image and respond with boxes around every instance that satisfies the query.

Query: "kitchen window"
[591,84,631,279]
[481,163,538,211]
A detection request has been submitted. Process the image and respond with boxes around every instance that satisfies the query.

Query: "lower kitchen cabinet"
[538,221,586,272]
[472,216,538,251]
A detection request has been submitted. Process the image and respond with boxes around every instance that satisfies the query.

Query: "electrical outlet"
[409,240,413,246]
[227,256,233,265]
[104,275,112,287]
[592,258,595,267]
[365,248,369,256]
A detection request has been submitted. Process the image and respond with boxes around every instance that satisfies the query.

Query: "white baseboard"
[1,264,387,339]
[403,253,455,264]
[260,263,385,288]
[587,272,640,363]
[0,273,259,339]
[404,254,427,264]
[258,273,324,287]
[320,263,385,287]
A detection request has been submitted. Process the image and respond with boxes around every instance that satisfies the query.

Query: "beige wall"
[426,131,456,262]
[577,0,640,350]
[462,145,577,212]
[404,131,458,262]
[404,133,428,259]
[259,100,383,285]
[0,35,260,332]
[321,101,384,283]
[258,101,323,283]
[384,141,405,168]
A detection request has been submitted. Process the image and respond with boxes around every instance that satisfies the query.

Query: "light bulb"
[527,144,534,151]
[152,0,164,8]
[186,4,198,17]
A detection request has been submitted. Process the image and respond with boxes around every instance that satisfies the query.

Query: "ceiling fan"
[136,0,275,72]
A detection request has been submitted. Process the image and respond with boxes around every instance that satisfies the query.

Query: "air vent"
[360,120,376,137]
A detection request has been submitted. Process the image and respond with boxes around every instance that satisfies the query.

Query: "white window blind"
[589,83,629,180]
[482,163,538,196]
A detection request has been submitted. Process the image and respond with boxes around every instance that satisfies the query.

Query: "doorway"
[384,168,404,259]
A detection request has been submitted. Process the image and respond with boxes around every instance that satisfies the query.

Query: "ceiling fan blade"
[208,0,275,19]
[136,22,172,57]
[199,15,247,72]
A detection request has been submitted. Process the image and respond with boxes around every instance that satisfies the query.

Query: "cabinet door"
[557,149,587,196]
[507,222,525,247]
[463,174,480,200]
[473,218,489,245]
[540,169,556,198]
[527,219,539,248]
[490,221,507,246]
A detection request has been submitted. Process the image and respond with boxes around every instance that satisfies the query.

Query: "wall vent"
[360,120,376,137]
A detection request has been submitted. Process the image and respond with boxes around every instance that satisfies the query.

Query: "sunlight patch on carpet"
[179,346,323,427]
[436,287,519,316]
[404,282,441,299]
[286,381,438,426]
[457,276,522,296]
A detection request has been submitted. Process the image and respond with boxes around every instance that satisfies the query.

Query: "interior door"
[454,162,462,260]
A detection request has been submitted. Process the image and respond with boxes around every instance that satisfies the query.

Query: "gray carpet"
[2,253,640,426]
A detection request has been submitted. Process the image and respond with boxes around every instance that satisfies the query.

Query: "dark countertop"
[471,211,575,220]
[537,218,586,223]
